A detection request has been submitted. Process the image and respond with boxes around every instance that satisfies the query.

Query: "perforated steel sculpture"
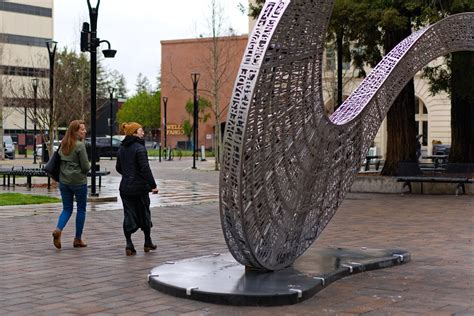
[220,0,474,271]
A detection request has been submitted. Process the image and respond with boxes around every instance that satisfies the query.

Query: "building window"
[0,33,51,47]
[0,65,48,78]
[415,97,428,146]
[0,2,52,17]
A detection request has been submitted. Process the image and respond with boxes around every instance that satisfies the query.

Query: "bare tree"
[5,47,117,158]
[321,42,359,114]
[165,0,243,170]
[200,0,245,170]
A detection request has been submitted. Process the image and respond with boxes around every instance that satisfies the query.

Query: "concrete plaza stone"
[0,157,473,315]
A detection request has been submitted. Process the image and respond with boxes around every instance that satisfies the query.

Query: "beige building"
[1,0,53,136]
[322,57,452,159]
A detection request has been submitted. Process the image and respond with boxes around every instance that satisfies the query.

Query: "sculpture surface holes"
[219,0,474,270]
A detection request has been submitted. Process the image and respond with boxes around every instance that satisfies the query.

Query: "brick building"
[160,35,248,151]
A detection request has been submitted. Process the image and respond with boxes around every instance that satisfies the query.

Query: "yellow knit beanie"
[121,122,142,136]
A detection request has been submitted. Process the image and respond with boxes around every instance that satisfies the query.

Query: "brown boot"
[52,229,62,249]
[125,246,137,256]
[73,238,87,248]
[144,243,157,253]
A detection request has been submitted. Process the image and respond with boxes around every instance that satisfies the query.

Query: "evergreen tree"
[249,0,473,173]
[110,70,128,98]
[421,1,474,163]
[135,73,152,93]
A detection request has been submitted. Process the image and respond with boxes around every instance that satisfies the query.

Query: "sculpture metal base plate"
[148,247,410,306]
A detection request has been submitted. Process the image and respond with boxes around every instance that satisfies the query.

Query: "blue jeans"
[57,183,88,239]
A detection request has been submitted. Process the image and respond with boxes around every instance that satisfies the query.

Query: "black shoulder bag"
[43,143,62,182]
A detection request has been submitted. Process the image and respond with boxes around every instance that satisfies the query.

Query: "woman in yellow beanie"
[116,122,159,256]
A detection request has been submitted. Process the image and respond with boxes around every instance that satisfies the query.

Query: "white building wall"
[322,69,452,160]
[1,0,53,131]
[364,74,451,159]
[414,74,451,155]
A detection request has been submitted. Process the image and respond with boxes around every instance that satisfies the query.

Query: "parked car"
[36,141,60,160]
[85,136,121,158]
[3,135,15,159]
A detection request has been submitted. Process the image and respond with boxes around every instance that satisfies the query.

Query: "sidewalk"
[0,190,472,315]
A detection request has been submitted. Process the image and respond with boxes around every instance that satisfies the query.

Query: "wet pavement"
[0,156,473,315]
[1,157,219,217]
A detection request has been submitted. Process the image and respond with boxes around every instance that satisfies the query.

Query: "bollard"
[201,145,206,161]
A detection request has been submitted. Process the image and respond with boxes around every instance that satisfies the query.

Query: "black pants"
[120,193,152,235]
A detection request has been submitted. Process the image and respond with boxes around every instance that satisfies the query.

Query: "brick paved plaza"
[0,158,473,315]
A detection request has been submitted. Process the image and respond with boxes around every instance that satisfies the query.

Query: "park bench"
[395,162,473,195]
[0,167,110,189]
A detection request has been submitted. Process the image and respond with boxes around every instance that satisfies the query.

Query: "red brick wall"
[161,35,248,150]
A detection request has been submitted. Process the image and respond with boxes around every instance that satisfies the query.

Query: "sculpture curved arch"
[219,0,474,271]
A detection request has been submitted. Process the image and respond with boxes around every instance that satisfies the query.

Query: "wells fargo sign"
[166,124,185,136]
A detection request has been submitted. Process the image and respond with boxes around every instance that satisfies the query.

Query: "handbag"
[43,144,61,182]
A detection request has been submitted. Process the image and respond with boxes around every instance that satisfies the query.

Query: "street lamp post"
[191,73,200,169]
[81,0,116,196]
[46,40,57,161]
[24,100,28,158]
[32,78,38,164]
[162,96,168,159]
[108,87,115,161]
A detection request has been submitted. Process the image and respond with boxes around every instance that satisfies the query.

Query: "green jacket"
[59,140,90,185]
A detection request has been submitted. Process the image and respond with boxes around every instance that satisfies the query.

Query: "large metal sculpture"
[220,0,474,271]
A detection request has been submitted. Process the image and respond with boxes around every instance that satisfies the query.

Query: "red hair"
[61,120,86,155]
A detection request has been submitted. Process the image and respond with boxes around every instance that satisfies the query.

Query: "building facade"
[322,58,452,158]
[1,0,53,144]
[161,21,452,159]
[160,35,248,151]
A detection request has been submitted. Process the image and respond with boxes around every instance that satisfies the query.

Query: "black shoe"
[125,246,137,256]
[144,243,157,253]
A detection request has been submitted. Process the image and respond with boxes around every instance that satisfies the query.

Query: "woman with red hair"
[52,120,90,249]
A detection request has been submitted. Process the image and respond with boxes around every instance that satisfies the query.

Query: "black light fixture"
[191,73,200,169]
[32,78,39,164]
[45,40,57,161]
[101,40,117,58]
[81,0,117,196]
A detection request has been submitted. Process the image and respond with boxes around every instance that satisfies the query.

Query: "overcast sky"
[54,0,250,95]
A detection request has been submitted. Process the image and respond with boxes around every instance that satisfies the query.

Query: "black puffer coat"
[116,136,157,195]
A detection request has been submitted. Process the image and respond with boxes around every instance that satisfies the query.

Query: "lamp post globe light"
[81,0,117,196]
[108,87,115,161]
[32,78,39,164]
[191,73,200,169]
[45,40,57,162]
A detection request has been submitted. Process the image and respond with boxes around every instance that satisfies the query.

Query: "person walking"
[52,120,90,249]
[116,122,159,256]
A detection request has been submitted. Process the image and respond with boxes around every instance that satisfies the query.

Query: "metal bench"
[0,167,110,189]
[396,162,473,195]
